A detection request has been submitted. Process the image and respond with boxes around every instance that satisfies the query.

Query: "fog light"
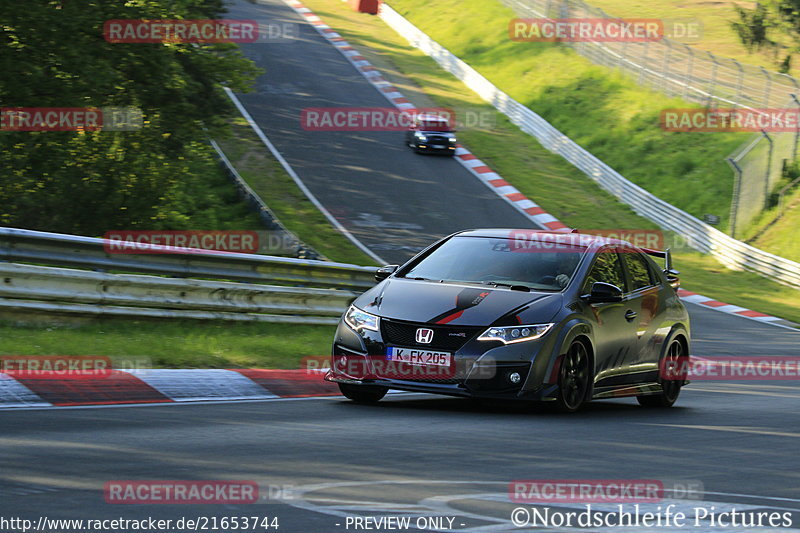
[508,372,521,384]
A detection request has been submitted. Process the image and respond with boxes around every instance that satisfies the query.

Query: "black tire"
[637,338,685,408]
[338,383,388,404]
[555,340,591,413]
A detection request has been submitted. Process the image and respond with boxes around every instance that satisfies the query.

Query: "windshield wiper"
[481,281,530,292]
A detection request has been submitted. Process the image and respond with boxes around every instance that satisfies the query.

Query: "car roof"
[453,229,640,250]
[417,114,449,122]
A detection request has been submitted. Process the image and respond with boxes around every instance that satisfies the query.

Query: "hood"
[354,278,561,326]
[419,130,455,137]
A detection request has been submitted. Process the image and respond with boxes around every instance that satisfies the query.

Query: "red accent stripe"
[381,86,397,92]
[489,179,510,187]
[677,289,696,296]
[436,310,464,324]
[702,300,727,308]
[472,166,492,173]
[459,154,478,161]
[17,371,171,406]
[232,369,339,398]
[524,206,545,215]
[505,193,526,202]
[394,97,410,104]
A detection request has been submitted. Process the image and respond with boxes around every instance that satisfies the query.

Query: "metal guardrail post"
[734,59,744,105]
[726,157,742,239]
[761,67,773,107]
[683,45,694,101]
[791,93,800,161]
[761,130,774,210]
[707,51,719,107]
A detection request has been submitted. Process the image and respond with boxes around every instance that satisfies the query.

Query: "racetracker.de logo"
[660,108,800,132]
[103,20,262,43]
[0,356,112,379]
[508,229,664,252]
[510,18,664,42]
[104,481,258,504]
[510,480,664,503]
[325,354,458,380]
[661,356,800,381]
[1,107,142,132]
[103,231,259,254]
[301,107,454,131]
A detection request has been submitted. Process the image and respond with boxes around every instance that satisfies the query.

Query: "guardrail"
[0,227,377,322]
[379,3,800,290]
[0,227,377,290]
[0,262,356,324]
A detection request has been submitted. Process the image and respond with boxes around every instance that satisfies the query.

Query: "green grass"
[744,186,800,262]
[298,0,800,321]
[673,251,800,323]
[216,118,377,265]
[379,0,748,229]
[586,0,799,77]
[0,319,334,369]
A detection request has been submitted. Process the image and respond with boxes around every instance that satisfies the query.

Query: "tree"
[0,0,261,234]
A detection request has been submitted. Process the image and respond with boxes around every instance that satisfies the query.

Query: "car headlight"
[414,132,427,141]
[344,305,379,332]
[449,137,457,143]
[478,323,553,344]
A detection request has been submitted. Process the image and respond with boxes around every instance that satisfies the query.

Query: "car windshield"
[418,120,452,131]
[401,236,585,291]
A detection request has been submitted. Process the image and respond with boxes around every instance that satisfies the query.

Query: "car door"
[579,246,638,389]
[617,247,662,383]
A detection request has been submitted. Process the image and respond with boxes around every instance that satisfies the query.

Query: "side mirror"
[582,282,623,303]
[665,269,680,290]
[375,264,399,282]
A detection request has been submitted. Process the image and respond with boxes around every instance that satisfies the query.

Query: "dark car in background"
[327,229,690,412]
[405,114,457,155]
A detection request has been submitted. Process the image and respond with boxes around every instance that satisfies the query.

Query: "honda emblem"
[415,328,434,344]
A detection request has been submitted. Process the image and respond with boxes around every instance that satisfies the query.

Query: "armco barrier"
[0,227,377,290]
[0,262,356,323]
[378,3,800,290]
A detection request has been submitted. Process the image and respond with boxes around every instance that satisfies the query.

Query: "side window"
[622,251,654,291]
[582,249,625,293]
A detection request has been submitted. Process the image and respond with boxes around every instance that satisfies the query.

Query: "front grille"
[380,319,483,351]
[427,135,448,145]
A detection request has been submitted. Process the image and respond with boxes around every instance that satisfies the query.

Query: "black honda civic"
[326,229,691,412]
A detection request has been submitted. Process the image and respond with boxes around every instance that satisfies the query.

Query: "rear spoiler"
[642,247,680,290]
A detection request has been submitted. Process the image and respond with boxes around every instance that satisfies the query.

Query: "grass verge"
[0,319,333,369]
[216,118,377,265]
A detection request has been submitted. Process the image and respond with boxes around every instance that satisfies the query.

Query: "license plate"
[432,144,445,149]
[386,347,451,366]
